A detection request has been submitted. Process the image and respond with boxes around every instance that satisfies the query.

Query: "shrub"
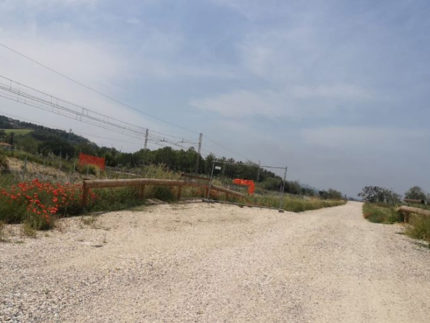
[0,221,5,241]
[88,187,141,212]
[0,152,8,172]
[362,203,400,224]
[0,179,85,229]
[152,186,175,202]
[21,222,37,237]
[406,215,430,243]
[405,186,427,202]
[77,164,101,176]
[141,164,180,179]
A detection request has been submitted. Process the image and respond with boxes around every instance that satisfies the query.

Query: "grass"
[1,129,33,135]
[362,203,401,224]
[21,222,37,238]
[0,155,347,234]
[0,221,6,242]
[363,202,430,246]
[405,214,430,244]
[250,194,346,212]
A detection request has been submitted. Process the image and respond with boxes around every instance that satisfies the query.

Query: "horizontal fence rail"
[403,198,427,205]
[82,178,245,207]
[397,206,430,223]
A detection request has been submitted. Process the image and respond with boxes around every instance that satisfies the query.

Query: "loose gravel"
[1,202,429,322]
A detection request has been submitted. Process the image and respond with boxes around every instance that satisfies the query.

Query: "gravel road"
[1,201,429,322]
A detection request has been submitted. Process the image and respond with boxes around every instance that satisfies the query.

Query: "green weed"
[362,203,400,224]
[406,215,430,243]
[250,194,346,212]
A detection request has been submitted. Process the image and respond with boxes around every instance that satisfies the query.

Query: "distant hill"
[0,115,90,145]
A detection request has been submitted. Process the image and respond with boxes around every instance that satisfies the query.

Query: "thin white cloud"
[291,84,373,100]
[301,126,429,151]
[0,0,98,11]
[190,84,373,118]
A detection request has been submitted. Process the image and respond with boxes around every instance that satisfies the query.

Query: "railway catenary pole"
[144,129,149,150]
[279,166,288,211]
[195,132,203,173]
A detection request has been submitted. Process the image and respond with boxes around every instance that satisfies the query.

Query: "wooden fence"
[397,206,430,223]
[404,198,427,205]
[82,178,245,207]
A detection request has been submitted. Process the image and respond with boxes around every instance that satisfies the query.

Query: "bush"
[0,221,5,241]
[0,179,83,229]
[77,164,101,176]
[362,203,400,224]
[405,186,427,202]
[359,186,400,205]
[88,187,141,212]
[0,152,8,172]
[406,215,430,243]
[152,186,175,202]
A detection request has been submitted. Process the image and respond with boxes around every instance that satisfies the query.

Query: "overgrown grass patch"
[0,221,6,241]
[362,203,401,224]
[406,215,430,244]
[250,194,346,212]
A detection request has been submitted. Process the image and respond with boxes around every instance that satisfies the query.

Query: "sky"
[0,0,429,197]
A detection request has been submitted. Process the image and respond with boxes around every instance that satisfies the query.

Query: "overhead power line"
[0,42,199,136]
[0,74,197,150]
[0,42,257,161]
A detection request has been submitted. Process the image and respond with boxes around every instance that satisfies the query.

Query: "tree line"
[0,115,344,199]
[359,185,429,205]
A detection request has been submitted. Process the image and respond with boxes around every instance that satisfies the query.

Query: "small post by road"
[207,160,216,199]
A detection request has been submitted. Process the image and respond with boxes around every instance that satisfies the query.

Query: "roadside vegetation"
[362,203,401,224]
[359,185,430,245]
[406,215,430,243]
[250,194,346,212]
[1,115,338,198]
[0,115,348,237]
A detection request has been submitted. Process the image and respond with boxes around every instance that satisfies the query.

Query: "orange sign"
[232,179,255,195]
[79,153,105,170]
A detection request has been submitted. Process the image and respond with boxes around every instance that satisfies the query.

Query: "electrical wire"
[0,75,197,149]
[0,42,199,136]
[0,43,285,168]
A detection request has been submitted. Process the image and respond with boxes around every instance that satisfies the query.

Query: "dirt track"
[1,202,429,322]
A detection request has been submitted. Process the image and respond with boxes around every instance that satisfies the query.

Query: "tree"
[404,186,427,201]
[327,189,343,200]
[0,151,8,171]
[38,138,75,158]
[358,186,400,205]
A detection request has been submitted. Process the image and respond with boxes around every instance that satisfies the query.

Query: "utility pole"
[279,166,288,211]
[195,132,203,173]
[144,129,149,150]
